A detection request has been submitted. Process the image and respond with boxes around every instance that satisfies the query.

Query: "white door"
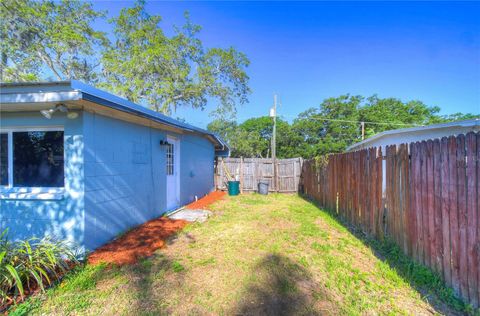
[166,136,180,211]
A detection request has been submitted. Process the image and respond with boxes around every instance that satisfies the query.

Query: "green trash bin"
[228,180,240,196]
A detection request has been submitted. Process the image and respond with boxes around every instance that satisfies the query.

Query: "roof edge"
[347,118,480,151]
[1,80,230,154]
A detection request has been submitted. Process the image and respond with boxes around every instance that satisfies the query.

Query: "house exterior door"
[166,136,180,211]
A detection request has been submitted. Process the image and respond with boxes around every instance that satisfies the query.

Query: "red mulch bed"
[185,190,226,209]
[88,217,186,266]
[88,191,226,266]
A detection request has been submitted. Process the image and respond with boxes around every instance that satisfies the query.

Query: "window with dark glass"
[0,133,8,186]
[13,131,64,187]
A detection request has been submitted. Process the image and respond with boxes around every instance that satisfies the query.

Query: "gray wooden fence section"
[215,157,303,193]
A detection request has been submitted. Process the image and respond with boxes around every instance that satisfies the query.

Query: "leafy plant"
[0,229,79,307]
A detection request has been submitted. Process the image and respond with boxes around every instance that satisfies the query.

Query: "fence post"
[220,157,224,190]
[274,160,277,192]
[293,159,296,192]
[240,157,244,194]
[214,157,218,190]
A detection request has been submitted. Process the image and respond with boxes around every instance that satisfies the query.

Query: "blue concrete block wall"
[1,110,216,252]
[179,134,215,205]
[82,112,167,250]
[0,111,85,250]
[82,112,215,250]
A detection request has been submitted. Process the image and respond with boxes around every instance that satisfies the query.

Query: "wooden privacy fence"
[215,157,303,193]
[301,132,480,308]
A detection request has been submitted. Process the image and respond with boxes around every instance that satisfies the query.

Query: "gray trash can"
[258,180,269,195]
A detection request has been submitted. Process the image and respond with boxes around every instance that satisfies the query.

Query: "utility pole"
[361,121,365,140]
[270,94,277,191]
[271,94,277,161]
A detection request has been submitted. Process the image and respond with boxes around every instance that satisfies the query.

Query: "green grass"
[9,194,478,315]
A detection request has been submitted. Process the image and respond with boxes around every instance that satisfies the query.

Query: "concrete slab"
[168,209,213,223]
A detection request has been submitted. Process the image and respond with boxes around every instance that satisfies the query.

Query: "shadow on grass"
[299,195,471,316]
[234,253,336,316]
[125,254,179,315]
[7,263,110,316]
[8,254,183,315]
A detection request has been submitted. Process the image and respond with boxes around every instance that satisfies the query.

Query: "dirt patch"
[185,190,226,209]
[88,217,187,266]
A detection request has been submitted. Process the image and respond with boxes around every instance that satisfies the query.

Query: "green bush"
[0,229,79,306]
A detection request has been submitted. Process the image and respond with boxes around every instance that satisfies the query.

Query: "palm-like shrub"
[0,229,79,306]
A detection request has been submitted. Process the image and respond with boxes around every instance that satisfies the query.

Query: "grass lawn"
[10,194,470,315]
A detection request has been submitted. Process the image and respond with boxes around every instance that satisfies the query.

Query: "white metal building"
[347,119,480,152]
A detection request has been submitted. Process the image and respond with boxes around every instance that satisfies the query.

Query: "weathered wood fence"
[215,157,303,193]
[301,132,480,308]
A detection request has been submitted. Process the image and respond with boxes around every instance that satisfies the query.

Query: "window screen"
[13,131,64,187]
[166,143,174,175]
[0,133,8,185]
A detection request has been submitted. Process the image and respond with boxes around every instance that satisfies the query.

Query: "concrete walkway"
[168,209,213,223]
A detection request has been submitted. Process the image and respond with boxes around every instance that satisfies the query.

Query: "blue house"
[0,81,229,251]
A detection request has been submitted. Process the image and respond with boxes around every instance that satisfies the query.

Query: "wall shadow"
[233,253,334,316]
[298,194,467,315]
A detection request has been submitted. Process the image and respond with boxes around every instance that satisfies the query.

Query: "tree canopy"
[102,1,250,115]
[208,95,479,158]
[1,0,106,82]
[1,0,250,116]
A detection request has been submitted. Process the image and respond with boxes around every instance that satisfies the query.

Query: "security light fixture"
[40,104,68,119]
[159,139,171,146]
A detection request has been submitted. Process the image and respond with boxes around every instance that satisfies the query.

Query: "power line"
[294,116,422,127]
[236,114,423,127]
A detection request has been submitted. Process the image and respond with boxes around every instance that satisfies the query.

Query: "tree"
[101,0,250,115]
[234,117,273,158]
[438,112,480,122]
[208,116,302,158]
[1,0,107,82]
[209,94,478,159]
[291,95,478,158]
[207,118,238,148]
[293,95,363,156]
[358,95,443,138]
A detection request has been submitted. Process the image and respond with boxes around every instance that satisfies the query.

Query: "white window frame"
[0,126,65,190]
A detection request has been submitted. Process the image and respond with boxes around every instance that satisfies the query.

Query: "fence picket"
[433,139,443,274]
[466,132,478,306]
[426,140,435,270]
[420,141,429,267]
[400,144,409,255]
[456,134,468,299]
[377,147,384,240]
[409,142,418,261]
[441,137,452,287]
[448,136,460,296]
[476,132,480,307]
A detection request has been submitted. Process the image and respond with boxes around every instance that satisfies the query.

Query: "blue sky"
[93,1,480,128]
